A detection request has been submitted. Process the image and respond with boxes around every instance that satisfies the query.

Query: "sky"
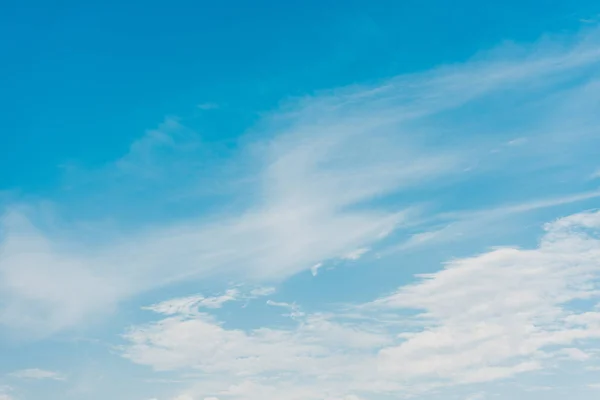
[1,1,600,399]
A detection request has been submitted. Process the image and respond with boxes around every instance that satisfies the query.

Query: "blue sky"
[1,1,600,399]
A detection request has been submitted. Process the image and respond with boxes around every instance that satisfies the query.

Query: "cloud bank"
[122,210,600,399]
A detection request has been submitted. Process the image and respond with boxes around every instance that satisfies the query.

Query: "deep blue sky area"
[1,0,596,192]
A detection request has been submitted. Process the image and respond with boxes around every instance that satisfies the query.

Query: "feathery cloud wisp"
[2,29,600,337]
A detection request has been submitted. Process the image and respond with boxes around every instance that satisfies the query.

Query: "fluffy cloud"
[373,211,600,384]
[122,211,600,399]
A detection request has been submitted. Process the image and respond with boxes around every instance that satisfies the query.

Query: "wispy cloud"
[342,247,370,261]
[8,369,65,381]
[143,287,275,315]
[466,393,487,400]
[588,383,600,389]
[386,189,600,253]
[2,28,600,337]
[310,262,323,276]
[196,102,219,110]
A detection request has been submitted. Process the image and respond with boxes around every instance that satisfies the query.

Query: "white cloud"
[0,386,13,400]
[2,29,600,337]
[310,262,323,276]
[0,212,126,336]
[342,248,369,261]
[123,306,389,373]
[387,189,600,253]
[171,395,195,400]
[122,210,600,399]
[143,287,274,316]
[372,211,600,385]
[588,383,600,389]
[249,287,276,297]
[465,393,487,400]
[8,368,65,381]
[560,347,591,361]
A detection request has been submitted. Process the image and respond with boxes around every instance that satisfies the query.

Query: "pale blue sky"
[1,1,600,400]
